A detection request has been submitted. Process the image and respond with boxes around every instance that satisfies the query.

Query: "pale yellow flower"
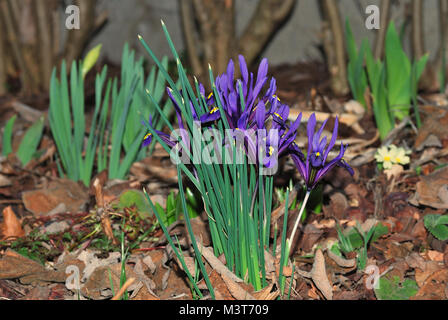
[375,145,397,169]
[393,147,410,165]
[375,145,411,168]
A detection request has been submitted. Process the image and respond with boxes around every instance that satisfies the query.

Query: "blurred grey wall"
[92,0,440,66]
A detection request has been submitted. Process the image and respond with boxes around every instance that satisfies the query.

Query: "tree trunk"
[374,0,391,60]
[0,17,6,95]
[183,0,296,87]
[435,0,448,90]
[411,0,440,91]
[0,0,37,95]
[36,0,54,91]
[238,0,296,68]
[179,0,203,78]
[320,0,349,96]
[411,0,425,59]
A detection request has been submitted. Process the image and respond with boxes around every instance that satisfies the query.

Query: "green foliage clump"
[49,44,172,186]
[424,214,448,241]
[374,276,418,300]
[2,115,45,166]
[346,20,429,140]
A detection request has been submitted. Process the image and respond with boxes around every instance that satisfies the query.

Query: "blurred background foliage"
[0,0,447,98]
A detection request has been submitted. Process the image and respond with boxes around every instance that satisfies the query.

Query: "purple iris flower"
[200,55,271,128]
[252,94,303,169]
[290,113,354,190]
[141,116,176,148]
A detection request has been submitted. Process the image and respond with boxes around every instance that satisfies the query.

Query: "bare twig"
[111,277,136,300]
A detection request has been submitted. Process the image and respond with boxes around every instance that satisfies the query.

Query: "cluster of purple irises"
[142,56,353,191]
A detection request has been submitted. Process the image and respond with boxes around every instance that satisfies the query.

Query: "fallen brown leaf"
[22,179,88,216]
[81,263,137,299]
[0,206,24,240]
[325,193,348,219]
[412,268,448,300]
[384,164,404,180]
[0,249,66,285]
[130,157,177,184]
[297,249,333,300]
[414,107,448,150]
[131,285,160,300]
[327,249,356,268]
[252,282,279,300]
[208,270,234,300]
[406,253,444,287]
[220,273,256,300]
[427,250,444,262]
[413,166,448,209]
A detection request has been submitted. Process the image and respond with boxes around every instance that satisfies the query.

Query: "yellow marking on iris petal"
[274,112,283,120]
[272,95,281,101]
[144,132,152,139]
[210,106,219,114]
[269,146,274,156]
[207,92,213,99]
[316,151,321,157]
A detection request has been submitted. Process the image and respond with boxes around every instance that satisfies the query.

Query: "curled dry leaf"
[196,242,243,283]
[326,249,356,268]
[413,166,448,209]
[253,282,279,300]
[296,249,333,300]
[142,255,157,274]
[312,219,336,229]
[0,206,24,240]
[220,273,256,300]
